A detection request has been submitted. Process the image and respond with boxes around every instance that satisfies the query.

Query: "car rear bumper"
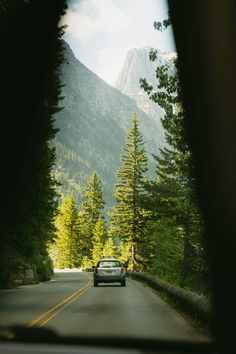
[94,274,126,283]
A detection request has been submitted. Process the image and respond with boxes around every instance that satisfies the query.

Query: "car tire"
[121,280,126,287]
[94,281,98,287]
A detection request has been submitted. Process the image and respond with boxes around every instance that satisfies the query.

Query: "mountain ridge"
[54,41,164,209]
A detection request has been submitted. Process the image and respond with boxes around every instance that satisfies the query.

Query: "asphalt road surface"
[0,271,209,342]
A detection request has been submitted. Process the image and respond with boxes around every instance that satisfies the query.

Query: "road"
[0,271,209,342]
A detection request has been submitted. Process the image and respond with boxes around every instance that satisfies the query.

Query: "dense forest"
[0,2,209,297]
[51,106,208,295]
[0,0,67,287]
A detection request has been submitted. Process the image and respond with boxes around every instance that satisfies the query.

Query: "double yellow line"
[27,276,92,328]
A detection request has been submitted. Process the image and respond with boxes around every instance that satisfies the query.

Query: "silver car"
[93,258,126,287]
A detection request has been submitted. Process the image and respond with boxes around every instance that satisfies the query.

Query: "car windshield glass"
[0,0,214,348]
[98,261,121,268]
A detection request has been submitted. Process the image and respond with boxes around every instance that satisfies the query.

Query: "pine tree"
[117,241,132,268]
[140,44,209,293]
[79,172,105,263]
[103,237,115,259]
[92,217,107,264]
[52,194,81,268]
[110,113,148,270]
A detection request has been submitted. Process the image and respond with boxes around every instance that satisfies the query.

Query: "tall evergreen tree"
[92,217,107,264]
[103,236,115,259]
[79,172,105,263]
[52,194,81,268]
[110,113,148,270]
[140,38,209,293]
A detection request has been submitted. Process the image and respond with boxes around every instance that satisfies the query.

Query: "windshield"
[0,0,213,349]
[98,261,121,268]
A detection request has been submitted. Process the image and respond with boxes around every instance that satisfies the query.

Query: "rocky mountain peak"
[115,47,174,94]
[115,47,177,147]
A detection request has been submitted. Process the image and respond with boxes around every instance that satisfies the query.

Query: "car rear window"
[98,261,121,268]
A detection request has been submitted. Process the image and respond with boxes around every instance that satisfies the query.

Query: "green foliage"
[153,12,171,32]
[34,255,54,282]
[117,241,132,269]
[53,141,89,203]
[49,172,107,269]
[109,114,148,270]
[92,217,108,264]
[139,22,209,294]
[52,194,81,268]
[143,220,184,284]
[81,172,105,221]
[102,237,115,259]
[79,172,105,261]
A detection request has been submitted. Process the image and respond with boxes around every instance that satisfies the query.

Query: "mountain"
[115,47,177,147]
[54,42,164,209]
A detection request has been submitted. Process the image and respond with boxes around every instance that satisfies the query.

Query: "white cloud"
[95,45,133,86]
[61,0,129,44]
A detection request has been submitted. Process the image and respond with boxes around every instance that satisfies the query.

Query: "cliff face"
[54,42,164,208]
[115,47,176,147]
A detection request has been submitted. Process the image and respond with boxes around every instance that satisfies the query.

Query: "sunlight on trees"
[109,113,148,271]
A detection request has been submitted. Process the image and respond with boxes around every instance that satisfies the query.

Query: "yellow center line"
[27,275,92,328]
[38,281,92,328]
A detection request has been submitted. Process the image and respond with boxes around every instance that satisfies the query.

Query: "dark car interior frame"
[1,0,236,353]
[168,1,236,353]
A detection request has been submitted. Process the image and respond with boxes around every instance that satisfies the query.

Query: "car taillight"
[121,267,125,273]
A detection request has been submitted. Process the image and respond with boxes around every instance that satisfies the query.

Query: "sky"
[61,0,176,86]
